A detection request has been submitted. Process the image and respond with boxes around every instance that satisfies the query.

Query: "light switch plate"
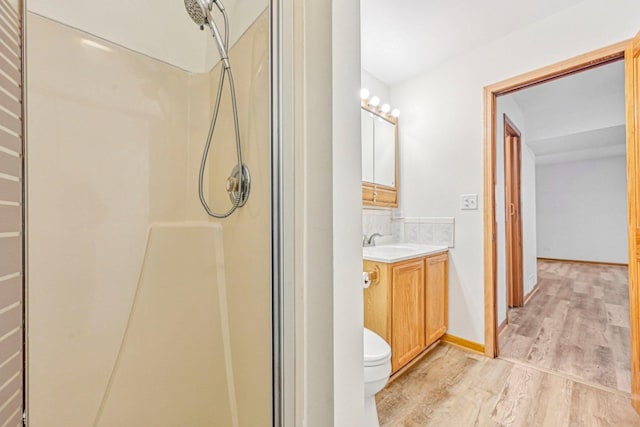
[460,194,478,210]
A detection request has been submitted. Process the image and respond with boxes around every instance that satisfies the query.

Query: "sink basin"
[363,243,448,263]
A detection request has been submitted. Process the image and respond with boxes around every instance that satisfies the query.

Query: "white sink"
[363,243,448,263]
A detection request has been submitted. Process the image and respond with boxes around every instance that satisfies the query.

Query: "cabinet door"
[425,254,448,346]
[391,259,425,372]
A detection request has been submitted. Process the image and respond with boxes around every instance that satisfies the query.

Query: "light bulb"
[359,88,370,100]
[391,109,400,118]
[369,96,380,107]
[381,104,391,114]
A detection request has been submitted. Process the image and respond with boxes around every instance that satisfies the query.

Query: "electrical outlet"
[460,194,478,210]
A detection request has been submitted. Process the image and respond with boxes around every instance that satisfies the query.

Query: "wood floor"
[376,344,640,426]
[499,260,630,393]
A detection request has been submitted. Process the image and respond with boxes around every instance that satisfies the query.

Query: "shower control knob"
[225,176,239,193]
[225,164,250,208]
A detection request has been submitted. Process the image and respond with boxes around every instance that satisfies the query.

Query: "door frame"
[503,115,524,311]
[482,40,629,358]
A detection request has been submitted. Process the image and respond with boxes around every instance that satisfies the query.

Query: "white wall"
[390,0,640,344]
[361,69,390,106]
[536,156,628,264]
[302,0,335,424]
[333,1,364,425]
[300,0,363,425]
[28,0,267,72]
[521,145,538,297]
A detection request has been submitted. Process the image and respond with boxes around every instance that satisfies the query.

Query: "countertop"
[363,243,448,263]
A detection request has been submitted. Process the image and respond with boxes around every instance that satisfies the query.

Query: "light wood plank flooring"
[376,344,640,426]
[499,260,630,393]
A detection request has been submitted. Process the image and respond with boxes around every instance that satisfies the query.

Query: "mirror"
[374,117,396,187]
[361,106,398,207]
[361,109,374,183]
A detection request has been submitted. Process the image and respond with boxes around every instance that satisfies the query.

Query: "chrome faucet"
[363,233,383,247]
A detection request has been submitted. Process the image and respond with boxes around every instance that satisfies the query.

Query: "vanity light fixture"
[360,89,400,120]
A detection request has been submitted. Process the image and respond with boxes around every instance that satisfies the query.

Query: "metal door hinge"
[22,410,26,425]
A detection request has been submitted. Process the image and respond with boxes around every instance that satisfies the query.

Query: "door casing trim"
[483,40,629,358]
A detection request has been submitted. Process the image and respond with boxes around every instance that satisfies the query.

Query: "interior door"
[0,0,24,425]
[626,31,640,413]
[504,129,524,308]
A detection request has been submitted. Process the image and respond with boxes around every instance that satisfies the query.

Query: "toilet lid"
[364,328,391,366]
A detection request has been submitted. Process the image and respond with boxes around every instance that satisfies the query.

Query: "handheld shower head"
[184,0,210,26]
[184,0,249,217]
[184,0,230,68]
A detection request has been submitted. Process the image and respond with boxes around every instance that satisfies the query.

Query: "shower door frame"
[271,0,296,425]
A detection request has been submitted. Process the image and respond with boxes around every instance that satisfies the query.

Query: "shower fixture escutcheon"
[225,164,251,207]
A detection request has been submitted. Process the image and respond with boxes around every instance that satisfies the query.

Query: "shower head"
[184,0,226,25]
[184,0,210,26]
[184,0,230,69]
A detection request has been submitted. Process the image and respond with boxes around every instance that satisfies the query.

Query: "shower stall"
[0,0,367,424]
[21,0,290,425]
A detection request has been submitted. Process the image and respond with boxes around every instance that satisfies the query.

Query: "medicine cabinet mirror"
[361,104,398,207]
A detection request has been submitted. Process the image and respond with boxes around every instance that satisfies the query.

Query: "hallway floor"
[376,344,640,426]
[499,260,630,392]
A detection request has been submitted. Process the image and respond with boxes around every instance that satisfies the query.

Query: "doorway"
[496,61,630,393]
[484,36,640,411]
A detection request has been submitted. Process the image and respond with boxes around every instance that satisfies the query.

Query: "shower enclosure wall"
[26,1,272,425]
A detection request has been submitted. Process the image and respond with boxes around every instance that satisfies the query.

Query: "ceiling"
[361,0,585,85]
[505,60,625,165]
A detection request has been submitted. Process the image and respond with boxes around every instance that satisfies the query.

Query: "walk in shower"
[25,0,281,425]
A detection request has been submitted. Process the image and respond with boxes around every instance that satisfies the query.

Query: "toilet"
[364,328,392,427]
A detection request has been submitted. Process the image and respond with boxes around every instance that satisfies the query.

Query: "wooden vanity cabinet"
[363,252,448,375]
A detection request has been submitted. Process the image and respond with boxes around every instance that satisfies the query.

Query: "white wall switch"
[460,194,478,210]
